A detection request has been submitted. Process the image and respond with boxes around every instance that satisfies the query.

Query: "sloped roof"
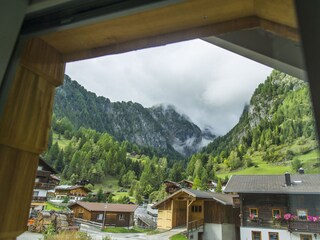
[137,215,157,227]
[39,157,57,174]
[153,188,236,208]
[71,201,138,213]
[224,174,320,194]
[55,185,91,192]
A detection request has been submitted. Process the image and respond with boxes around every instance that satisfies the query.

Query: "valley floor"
[17,226,186,240]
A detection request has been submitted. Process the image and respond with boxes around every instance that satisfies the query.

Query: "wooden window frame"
[191,205,202,213]
[300,234,312,240]
[252,231,262,240]
[97,213,103,220]
[272,209,281,218]
[119,213,125,221]
[249,208,259,217]
[297,209,308,220]
[269,232,279,240]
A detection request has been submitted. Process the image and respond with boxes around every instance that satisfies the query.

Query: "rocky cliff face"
[53,75,215,157]
[202,70,314,158]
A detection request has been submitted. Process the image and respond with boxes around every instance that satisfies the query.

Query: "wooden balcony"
[34,182,56,190]
[288,221,320,233]
[32,196,47,202]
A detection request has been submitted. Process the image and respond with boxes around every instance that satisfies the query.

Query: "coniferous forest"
[44,70,320,203]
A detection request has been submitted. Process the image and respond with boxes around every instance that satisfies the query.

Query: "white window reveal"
[97,213,103,220]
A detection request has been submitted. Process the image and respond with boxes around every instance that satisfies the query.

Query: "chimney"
[285,172,291,186]
[298,168,305,174]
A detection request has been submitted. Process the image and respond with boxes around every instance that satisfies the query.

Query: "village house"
[53,185,91,203]
[70,201,138,228]
[224,173,320,240]
[164,179,217,194]
[31,158,60,211]
[153,188,240,240]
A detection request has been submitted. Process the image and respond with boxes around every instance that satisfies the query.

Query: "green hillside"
[186,70,320,187]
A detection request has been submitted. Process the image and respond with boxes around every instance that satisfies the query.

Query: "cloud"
[66,39,272,135]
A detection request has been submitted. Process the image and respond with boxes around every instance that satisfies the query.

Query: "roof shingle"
[71,202,138,212]
[224,174,320,194]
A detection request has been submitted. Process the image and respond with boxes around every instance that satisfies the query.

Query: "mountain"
[53,75,215,157]
[186,70,318,179]
[202,70,317,170]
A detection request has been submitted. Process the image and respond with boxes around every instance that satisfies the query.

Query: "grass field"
[217,140,320,179]
[52,132,71,149]
[45,202,68,211]
[170,233,187,240]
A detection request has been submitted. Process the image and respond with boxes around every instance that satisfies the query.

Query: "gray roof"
[224,174,320,194]
[153,188,236,208]
[137,215,157,227]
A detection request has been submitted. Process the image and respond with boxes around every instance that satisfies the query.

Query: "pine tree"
[216,178,222,193]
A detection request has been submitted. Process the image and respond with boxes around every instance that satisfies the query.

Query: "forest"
[44,70,320,204]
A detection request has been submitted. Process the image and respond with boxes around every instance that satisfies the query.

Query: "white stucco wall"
[204,223,236,240]
[204,223,221,240]
[33,189,47,197]
[241,226,318,240]
[188,231,199,240]
[222,223,236,240]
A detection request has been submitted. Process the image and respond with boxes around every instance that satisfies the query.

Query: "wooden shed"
[70,201,138,228]
[153,188,239,229]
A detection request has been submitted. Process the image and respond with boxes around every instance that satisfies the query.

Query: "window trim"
[249,208,259,218]
[297,209,308,220]
[97,213,103,221]
[272,209,281,218]
[119,213,125,221]
[300,234,312,240]
[191,205,202,213]
[269,232,279,240]
[252,231,262,240]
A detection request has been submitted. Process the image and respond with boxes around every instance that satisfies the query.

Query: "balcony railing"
[34,182,56,190]
[187,219,204,232]
[288,221,320,232]
[32,196,47,202]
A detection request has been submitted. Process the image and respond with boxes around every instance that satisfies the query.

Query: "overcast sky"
[66,39,272,135]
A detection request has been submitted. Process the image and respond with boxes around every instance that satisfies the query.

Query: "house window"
[78,213,83,218]
[191,206,202,213]
[252,231,261,240]
[300,235,312,240]
[97,214,103,220]
[33,191,39,197]
[272,209,281,218]
[249,208,259,218]
[269,232,279,240]
[119,214,125,220]
[297,209,308,220]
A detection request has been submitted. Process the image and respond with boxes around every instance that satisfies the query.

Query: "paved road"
[80,224,186,240]
[17,232,43,240]
[17,225,186,240]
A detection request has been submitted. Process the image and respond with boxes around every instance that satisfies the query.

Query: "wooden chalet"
[224,173,320,240]
[178,179,194,189]
[31,158,60,210]
[164,180,181,194]
[153,188,240,240]
[70,202,138,227]
[54,185,91,202]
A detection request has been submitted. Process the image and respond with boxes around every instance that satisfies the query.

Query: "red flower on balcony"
[307,216,319,222]
[284,213,296,221]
